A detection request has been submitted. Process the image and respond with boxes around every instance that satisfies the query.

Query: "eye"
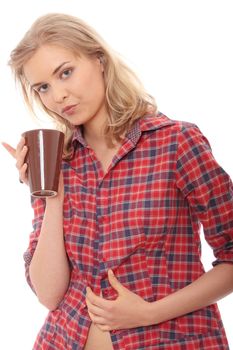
[60,68,73,79]
[37,84,49,93]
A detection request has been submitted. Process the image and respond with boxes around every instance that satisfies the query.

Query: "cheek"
[86,72,105,102]
[38,94,53,110]
[79,62,105,95]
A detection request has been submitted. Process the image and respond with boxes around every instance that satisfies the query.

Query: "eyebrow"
[30,61,71,89]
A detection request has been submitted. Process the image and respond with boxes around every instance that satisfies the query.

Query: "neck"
[82,103,110,146]
[83,120,107,148]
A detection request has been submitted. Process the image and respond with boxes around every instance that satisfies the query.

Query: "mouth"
[62,104,78,115]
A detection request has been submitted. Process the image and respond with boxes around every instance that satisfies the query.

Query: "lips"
[62,104,78,115]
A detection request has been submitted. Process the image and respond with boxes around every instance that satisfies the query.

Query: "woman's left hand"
[85,269,151,332]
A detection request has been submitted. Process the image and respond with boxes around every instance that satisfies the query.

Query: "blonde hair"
[9,13,157,158]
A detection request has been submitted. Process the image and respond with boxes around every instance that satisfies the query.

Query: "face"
[23,44,107,129]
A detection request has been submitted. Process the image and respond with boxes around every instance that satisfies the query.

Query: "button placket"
[96,178,111,275]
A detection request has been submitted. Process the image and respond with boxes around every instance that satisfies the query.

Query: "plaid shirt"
[24,112,232,350]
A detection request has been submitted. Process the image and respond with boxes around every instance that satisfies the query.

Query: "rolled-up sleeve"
[23,197,46,293]
[175,124,233,266]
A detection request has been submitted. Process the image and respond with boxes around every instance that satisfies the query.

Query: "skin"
[24,44,108,140]
[86,264,233,332]
[1,44,110,309]
[2,44,233,332]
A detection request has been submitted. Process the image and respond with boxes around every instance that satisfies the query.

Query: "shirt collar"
[71,112,175,148]
[139,111,175,132]
[125,111,175,145]
[71,126,87,147]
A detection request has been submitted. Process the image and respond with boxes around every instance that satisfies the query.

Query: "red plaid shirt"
[24,112,232,349]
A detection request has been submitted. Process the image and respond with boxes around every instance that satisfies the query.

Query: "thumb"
[108,269,125,295]
[1,142,16,159]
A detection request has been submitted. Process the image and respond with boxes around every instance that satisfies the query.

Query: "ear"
[98,55,105,73]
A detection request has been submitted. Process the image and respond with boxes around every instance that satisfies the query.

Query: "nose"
[52,86,68,103]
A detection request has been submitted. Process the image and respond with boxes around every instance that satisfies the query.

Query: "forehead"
[23,44,79,83]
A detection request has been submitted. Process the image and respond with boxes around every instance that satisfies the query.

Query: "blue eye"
[37,84,48,93]
[61,68,72,79]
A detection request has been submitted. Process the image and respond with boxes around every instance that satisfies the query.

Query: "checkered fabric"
[23,112,232,349]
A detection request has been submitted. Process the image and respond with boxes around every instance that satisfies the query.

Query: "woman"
[2,13,233,350]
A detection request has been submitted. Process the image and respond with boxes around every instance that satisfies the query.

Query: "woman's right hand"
[2,138,64,202]
[1,137,29,185]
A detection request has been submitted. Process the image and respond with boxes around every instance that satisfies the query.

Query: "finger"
[87,310,107,325]
[1,142,16,159]
[15,145,28,170]
[19,163,29,184]
[87,310,112,332]
[86,287,109,309]
[108,270,126,295]
[95,323,112,332]
[15,136,25,153]
[15,137,26,161]
[86,298,105,317]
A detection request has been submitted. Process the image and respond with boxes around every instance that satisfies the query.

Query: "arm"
[29,183,71,311]
[2,139,70,310]
[151,124,233,324]
[85,264,233,331]
[86,124,233,331]
[148,262,233,325]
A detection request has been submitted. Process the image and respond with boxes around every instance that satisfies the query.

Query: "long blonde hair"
[9,13,157,158]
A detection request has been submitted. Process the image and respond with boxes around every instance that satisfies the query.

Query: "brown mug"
[22,129,64,197]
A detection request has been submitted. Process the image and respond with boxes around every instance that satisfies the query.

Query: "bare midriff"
[84,322,114,350]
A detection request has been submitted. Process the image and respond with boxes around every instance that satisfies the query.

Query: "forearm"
[29,198,70,310]
[148,263,233,325]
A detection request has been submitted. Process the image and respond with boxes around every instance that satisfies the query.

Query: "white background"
[0,1,232,349]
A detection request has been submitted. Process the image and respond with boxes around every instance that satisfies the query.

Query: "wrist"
[46,196,63,210]
[140,300,158,327]
[145,300,163,326]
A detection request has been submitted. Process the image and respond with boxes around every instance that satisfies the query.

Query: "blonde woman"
[2,13,233,350]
